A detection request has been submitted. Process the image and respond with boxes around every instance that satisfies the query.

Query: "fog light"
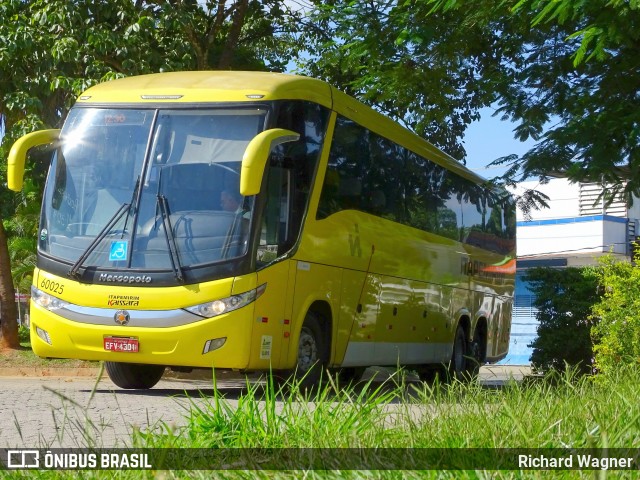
[36,326,52,345]
[203,337,226,354]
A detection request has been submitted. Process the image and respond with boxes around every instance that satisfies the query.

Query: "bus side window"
[257,164,292,265]
[317,116,369,219]
[258,100,329,265]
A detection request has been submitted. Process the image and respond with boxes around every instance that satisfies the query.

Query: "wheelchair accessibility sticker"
[109,241,128,262]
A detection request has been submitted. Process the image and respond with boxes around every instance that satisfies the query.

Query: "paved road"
[0,366,530,448]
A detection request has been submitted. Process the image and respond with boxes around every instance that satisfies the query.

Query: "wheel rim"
[297,326,318,372]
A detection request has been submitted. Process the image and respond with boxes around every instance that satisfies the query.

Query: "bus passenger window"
[317,116,369,219]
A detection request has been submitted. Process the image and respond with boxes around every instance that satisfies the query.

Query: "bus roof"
[78,71,334,107]
[77,71,486,184]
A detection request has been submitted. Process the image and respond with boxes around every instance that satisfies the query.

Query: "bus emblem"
[114,310,130,326]
[349,224,362,257]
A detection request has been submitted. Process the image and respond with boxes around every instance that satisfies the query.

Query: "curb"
[0,365,532,380]
[0,366,217,380]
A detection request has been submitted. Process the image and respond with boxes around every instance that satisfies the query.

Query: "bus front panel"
[29,268,277,369]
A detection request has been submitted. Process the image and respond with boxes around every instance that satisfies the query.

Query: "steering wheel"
[105,229,129,236]
[139,216,164,237]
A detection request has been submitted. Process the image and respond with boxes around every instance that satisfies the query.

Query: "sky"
[462,106,536,180]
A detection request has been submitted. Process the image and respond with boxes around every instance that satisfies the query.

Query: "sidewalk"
[482,364,532,380]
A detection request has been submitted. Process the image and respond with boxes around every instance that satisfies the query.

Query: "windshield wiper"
[156,194,184,283]
[68,202,131,279]
[121,175,141,236]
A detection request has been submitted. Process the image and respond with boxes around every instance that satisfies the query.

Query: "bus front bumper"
[29,302,254,369]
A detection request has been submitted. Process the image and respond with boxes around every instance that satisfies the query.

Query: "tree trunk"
[218,0,249,69]
[0,219,19,349]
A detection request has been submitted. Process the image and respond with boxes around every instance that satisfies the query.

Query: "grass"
[133,367,640,451]
[3,366,639,479]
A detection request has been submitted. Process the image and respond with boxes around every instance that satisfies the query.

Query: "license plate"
[104,337,139,353]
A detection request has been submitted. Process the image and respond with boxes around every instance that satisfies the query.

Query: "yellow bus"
[7,71,515,389]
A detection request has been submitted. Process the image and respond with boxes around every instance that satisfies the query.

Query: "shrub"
[591,255,640,374]
[18,324,30,344]
[525,266,601,374]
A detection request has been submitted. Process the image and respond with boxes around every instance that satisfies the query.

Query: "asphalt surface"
[0,365,531,449]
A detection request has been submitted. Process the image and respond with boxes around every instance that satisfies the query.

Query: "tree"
[298,0,552,216]
[432,1,640,200]
[591,255,640,375]
[299,0,509,160]
[0,220,18,348]
[301,0,640,210]
[525,267,601,374]
[0,0,301,348]
[6,180,41,294]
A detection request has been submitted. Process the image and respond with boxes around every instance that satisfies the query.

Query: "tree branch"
[218,0,249,69]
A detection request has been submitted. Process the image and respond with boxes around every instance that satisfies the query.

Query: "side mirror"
[7,129,61,191]
[239,128,300,196]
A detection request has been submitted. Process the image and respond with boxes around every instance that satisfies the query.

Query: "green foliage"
[0,0,301,141]
[525,267,601,374]
[4,176,41,292]
[0,0,302,345]
[299,0,509,160]
[17,323,29,344]
[302,0,640,208]
[428,0,640,203]
[591,254,640,374]
[133,367,640,468]
[4,367,640,476]
[0,0,301,149]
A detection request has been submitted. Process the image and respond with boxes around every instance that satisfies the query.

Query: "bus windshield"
[40,107,267,272]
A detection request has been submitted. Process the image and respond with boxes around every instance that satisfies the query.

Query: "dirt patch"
[0,347,218,379]
[0,345,98,369]
[0,366,101,377]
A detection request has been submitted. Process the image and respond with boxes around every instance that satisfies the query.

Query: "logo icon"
[7,450,39,469]
[114,310,130,326]
[109,241,128,262]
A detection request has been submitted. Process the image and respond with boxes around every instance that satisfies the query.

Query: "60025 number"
[40,278,64,295]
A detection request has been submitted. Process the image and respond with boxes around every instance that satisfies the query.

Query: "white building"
[502,177,640,364]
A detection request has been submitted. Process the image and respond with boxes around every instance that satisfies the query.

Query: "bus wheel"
[334,367,366,386]
[449,324,467,381]
[105,362,165,389]
[417,365,445,383]
[466,328,485,379]
[278,311,327,391]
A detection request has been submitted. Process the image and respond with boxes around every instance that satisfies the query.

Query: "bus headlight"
[185,283,266,318]
[31,286,68,311]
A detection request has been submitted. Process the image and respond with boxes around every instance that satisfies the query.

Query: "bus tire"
[278,311,327,391]
[466,327,486,379]
[105,362,165,389]
[333,367,366,386]
[449,324,467,381]
[417,365,445,383]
